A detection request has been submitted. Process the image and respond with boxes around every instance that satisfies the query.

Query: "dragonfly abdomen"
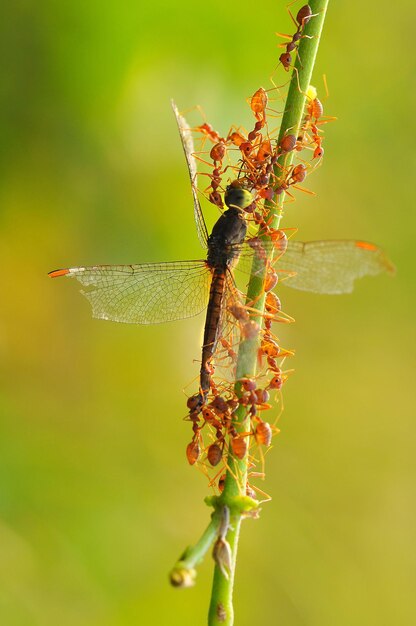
[200,269,227,398]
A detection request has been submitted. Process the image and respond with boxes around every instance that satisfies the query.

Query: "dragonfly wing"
[230,237,288,276]
[280,240,395,294]
[172,101,209,249]
[49,261,211,324]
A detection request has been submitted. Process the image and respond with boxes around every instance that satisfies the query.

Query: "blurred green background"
[0,1,414,624]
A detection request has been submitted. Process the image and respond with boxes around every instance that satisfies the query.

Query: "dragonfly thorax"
[206,208,247,269]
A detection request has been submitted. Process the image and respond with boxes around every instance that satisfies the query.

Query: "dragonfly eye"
[224,185,254,210]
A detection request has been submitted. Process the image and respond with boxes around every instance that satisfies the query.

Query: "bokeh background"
[1,1,415,624]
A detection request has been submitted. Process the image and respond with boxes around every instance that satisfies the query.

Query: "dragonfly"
[49,103,394,401]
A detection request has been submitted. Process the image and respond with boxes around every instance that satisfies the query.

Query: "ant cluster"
[182,4,331,495]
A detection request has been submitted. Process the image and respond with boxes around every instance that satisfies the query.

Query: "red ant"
[193,122,226,145]
[297,83,337,160]
[277,4,314,72]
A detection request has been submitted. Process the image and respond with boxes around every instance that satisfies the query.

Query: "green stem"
[170,510,223,588]
[207,2,329,624]
[208,513,241,625]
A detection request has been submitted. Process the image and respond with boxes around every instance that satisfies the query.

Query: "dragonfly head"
[224,181,254,212]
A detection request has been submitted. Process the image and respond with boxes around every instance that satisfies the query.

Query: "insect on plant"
[49,103,392,469]
[49,1,394,624]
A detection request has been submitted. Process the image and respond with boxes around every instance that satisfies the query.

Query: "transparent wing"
[227,237,289,276]
[216,238,394,294]
[49,261,211,324]
[172,100,209,248]
[279,240,395,294]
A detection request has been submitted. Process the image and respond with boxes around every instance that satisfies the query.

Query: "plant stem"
[207,2,329,624]
[170,510,223,588]
[208,511,241,625]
